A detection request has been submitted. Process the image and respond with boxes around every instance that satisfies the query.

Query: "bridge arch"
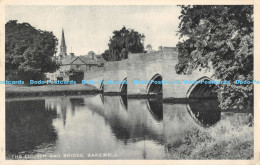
[186,76,217,99]
[146,73,162,95]
[120,77,127,93]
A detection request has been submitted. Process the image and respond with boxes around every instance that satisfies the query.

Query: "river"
[6,94,254,159]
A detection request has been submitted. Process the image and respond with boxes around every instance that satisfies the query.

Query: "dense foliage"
[101,50,110,61]
[176,6,253,109]
[102,26,145,61]
[5,20,59,81]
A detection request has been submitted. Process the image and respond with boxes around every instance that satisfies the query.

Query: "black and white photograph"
[0,1,259,164]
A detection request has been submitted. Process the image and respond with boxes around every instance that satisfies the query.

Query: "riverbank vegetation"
[176,6,253,110]
[166,113,253,159]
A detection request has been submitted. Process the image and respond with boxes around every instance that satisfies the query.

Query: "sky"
[6,5,181,56]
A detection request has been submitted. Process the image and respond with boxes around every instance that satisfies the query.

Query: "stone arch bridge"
[84,48,217,99]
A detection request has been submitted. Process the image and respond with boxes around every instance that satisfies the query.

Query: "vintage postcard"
[0,0,259,165]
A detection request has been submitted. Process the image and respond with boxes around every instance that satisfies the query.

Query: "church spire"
[59,28,67,58]
[61,28,66,47]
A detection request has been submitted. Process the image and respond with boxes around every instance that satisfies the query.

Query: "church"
[45,29,105,83]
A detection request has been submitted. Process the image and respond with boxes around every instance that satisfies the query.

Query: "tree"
[101,49,110,61]
[5,20,59,81]
[87,51,96,59]
[103,26,145,61]
[87,51,95,56]
[176,5,253,109]
[146,44,153,52]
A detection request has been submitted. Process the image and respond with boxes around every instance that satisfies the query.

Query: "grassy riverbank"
[5,84,100,98]
[166,113,254,159]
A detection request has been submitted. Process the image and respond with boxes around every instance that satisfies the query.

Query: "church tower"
[59,28,67,59]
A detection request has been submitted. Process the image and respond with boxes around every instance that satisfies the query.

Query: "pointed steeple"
[59,28,67,58]
[61,28,66,47]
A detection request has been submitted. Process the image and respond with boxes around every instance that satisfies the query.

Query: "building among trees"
[46,29,105,83]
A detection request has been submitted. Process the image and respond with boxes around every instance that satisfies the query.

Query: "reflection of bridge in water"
[44,95,251,158]
[6,95,253,159]
[43,94,222,146]
[76,95,222,146]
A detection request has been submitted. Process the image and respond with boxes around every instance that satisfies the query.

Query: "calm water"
[6,95,254,159]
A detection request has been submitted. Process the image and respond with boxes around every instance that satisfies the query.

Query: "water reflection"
[6,95,253,159]
[120,95,127,109]
[187,100,221,127]
[102,97,164,145]
[6,100,58,155]
[147,99,163,121]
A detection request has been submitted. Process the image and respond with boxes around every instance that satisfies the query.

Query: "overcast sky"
[6,5,181,55]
